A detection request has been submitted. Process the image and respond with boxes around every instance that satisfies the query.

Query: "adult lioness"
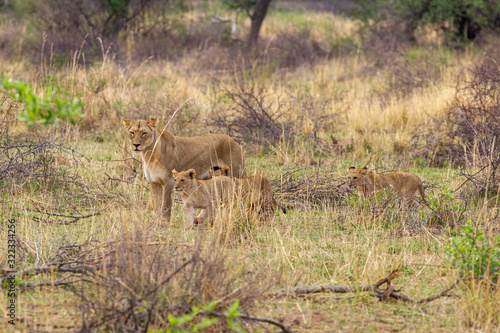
[173,169,234,227]
[348,166,426,205]
[123,117,246,222]
[210,166,286,216]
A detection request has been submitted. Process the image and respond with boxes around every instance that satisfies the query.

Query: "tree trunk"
[248,0,272,46]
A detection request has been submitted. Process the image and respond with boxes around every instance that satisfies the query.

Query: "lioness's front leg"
[151,182,163,216]
[160,182,173,222]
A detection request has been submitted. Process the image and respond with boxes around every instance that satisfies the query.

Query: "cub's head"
[173,169,197,192]
[122,117,158,152]
[210,166,230,178]
[348,166,370,188]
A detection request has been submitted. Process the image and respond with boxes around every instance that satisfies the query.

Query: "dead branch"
[270,270,399,298]
[1,264,98,283]
[32,211,101,225]
[270,270,461,304]
[18,274,91,292]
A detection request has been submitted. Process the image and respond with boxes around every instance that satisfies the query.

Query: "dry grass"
[1,4,500,332]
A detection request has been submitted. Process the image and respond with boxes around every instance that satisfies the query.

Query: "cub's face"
[209,166,230,178]
[173,169,196,192]
[348,167,369,188]
[122,117,158,152]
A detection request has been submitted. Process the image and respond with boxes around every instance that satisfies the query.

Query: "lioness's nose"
[133,143,140,148]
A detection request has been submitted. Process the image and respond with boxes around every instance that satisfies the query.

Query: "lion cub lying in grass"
[173,169,234,227]
[348,166,426,206]
[210,166,286,217]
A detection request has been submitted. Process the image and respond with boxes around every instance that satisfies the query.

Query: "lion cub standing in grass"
[173,169,234,227]
[210,166,286,217]
[348,166,426,206]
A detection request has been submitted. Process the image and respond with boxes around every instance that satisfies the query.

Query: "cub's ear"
[222,167,230,176]
[349,166,356,170]
[172,169,178,175]
[147,116,158,127]
[122,119,131,128]
[187,169,196,179]
[362,166,368,170]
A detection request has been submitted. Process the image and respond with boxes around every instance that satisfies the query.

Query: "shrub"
[354,0,500,41]
[208,79,296,146]
[0,78,83,127]
[411,57,500,169]
[446,221,500,283]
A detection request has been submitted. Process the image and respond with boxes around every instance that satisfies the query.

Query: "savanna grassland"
[1,1,500,332]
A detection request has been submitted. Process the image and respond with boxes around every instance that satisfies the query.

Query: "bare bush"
[273,166,353,209]
[11,230,283,332]
[446,59,500,162]
[0,97,115,215]
[208,80,296,145]
[265,29,330,68]
[412,58,500,161]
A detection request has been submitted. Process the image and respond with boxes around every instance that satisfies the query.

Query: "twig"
[33,211,101,225]
[210,310,294,333]
[105,172,149,190]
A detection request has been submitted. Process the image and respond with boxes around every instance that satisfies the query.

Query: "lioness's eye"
[353,177,357,180]
[130,132,134,136]
[142,133,146,137]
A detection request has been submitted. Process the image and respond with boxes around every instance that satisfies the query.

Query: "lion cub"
[210,166,286,216]
[173,169,234,227]
[348,166,426,205]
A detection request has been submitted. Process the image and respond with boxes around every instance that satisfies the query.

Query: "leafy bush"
[0,78,83,127]
[147,301,246,333]
[446,221,500,283]
[354,0,500,41]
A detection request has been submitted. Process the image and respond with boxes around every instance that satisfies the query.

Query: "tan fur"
[348,166,426,206]
[210,166,286,216]
[123,117,246,222]
[173,169,234,227]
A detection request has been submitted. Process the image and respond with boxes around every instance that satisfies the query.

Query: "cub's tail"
[273,197,287,214]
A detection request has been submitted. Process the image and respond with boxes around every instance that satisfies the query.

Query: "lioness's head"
[210,166,230,178]
[348,166,371,188]
[122,117,158,152]
[173,169,197,192]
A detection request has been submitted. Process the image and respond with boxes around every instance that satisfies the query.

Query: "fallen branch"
[270,270,399,298]
[32,211,101,225]
[18,274,92,292]
[270,270,461,304]
[1,264,98,283]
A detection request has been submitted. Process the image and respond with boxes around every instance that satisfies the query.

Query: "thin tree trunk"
[248,0,272,46]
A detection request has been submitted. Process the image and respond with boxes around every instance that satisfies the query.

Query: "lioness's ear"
[147,116,158,127]
[187,169,196,179]
[362,166,368,170]
[349,166,356,170]
[172,169,178,175]
[123,119,131,128]
[223,167,230,176]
